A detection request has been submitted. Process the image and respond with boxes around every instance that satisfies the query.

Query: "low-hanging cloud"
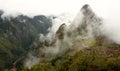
[24,3,120,69]
[24,13,75,68]
[24,4,104,68]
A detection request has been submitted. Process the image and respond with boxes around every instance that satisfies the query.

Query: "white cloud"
[1,0,120,44]
[0,0,119,17]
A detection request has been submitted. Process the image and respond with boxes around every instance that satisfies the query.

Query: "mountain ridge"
[0,11,52,70]
[0,4,120,71]
[21,4,120,71]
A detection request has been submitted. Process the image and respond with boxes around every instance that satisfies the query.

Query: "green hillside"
[0,12,52,70]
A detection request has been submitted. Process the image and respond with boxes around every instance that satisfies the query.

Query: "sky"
[0,0,120,43]
[0,0,120,18]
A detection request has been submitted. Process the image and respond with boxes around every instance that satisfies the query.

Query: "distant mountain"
[0,11,52,70]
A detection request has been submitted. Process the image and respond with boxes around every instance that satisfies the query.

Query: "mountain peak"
[80,4,94,17]
[81,4,89,10]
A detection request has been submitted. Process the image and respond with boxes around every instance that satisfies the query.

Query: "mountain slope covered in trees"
[1,4,120,71]
[0,11,52,70]
[20,4,120,71]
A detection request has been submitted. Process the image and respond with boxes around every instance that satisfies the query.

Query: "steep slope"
[0,11,52,70]
[28,4,103,61]
[20,4,120,71]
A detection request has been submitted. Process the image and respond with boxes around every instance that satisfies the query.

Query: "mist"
[24,2,120,68]
[24,53,40,69]
[1,0,120,69]
[24,4,103,68]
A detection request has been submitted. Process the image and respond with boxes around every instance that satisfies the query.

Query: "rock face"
[56,23,66,40]
[80,4,101,36]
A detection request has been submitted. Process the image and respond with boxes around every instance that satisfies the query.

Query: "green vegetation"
[0,14,52,70]
[20,46,120,71]
[0,9,120,71]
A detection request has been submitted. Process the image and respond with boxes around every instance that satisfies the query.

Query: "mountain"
[20,4,120,71]
[0,11,52,70]
[29,4,104,60]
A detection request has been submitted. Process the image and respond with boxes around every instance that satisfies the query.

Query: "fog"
[24,4,103,68]
[1,0,120,69]
[0,0,120,17]
[1,1,120,42]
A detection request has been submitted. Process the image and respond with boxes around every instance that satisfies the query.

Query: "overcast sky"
[0,0,120,18]
[1,0,120,43]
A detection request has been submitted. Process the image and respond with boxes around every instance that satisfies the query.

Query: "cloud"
[1,0,120,16]
[6,0,120,69]
[23,4,102,69]
[24,53,40,69]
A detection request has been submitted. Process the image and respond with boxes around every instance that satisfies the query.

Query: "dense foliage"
[1,4,120,71]
[20,46,120,71]
[0,13,52,70]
